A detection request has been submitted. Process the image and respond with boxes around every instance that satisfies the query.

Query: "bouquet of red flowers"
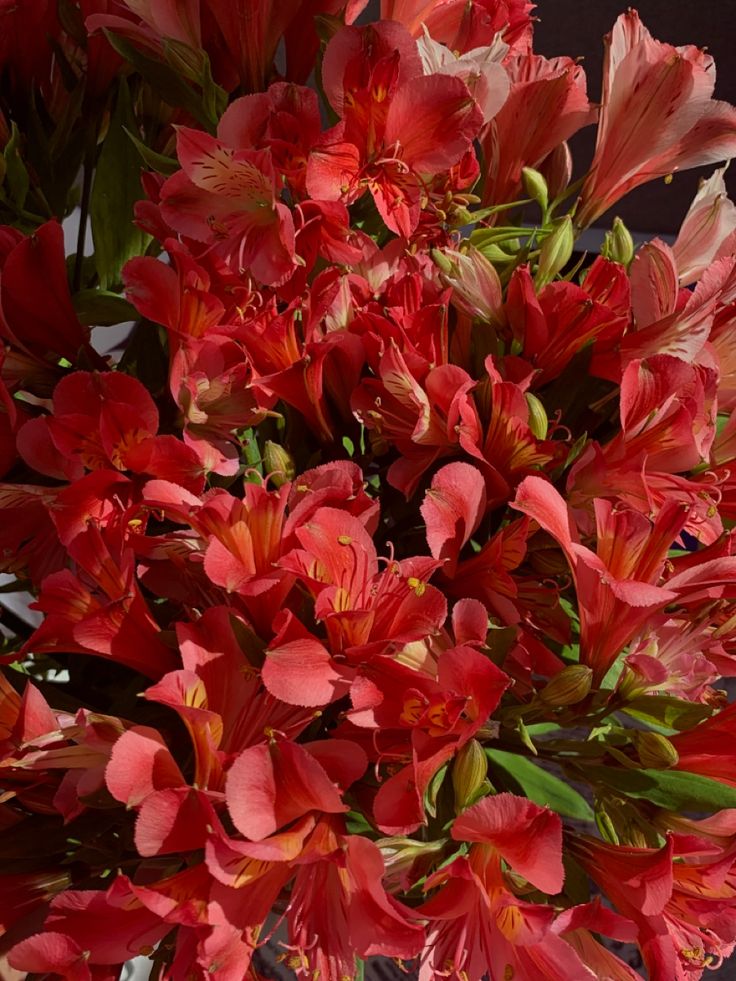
[3,2,736,978]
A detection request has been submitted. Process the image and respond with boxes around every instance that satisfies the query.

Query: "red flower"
[160,129,298,286]
[417,794,581,980]
[0,222,99,366]
[17,370,204,493]
[307,22,482,237]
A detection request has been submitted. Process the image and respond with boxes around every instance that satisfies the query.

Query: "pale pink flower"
[673,167,736,285]
[577,10,736,229]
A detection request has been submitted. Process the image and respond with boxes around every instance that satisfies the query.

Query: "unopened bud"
[452,739,489,811]
[450,205,474,227]
[431,248,454,275]
[602,217,635,268]
[263,441,295,487]
[434,245,503,322]
[522,166,549,214]
[539,141,573,201]
[162,38,206,82]
[525,392,548,440]
[595,806,620,845]
[536,216,574,288]
[378,836,446,892]
[539,664,593,707]
[633,731,679,769]
[529,546,568,577]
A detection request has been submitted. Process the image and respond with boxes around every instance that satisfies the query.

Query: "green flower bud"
[633,731,679,769]
[431,248,455,275]
[538,664,593,707]
[522,166,549,213]
[536,215,574,288]
[602,217,635,268]
[525,392,548,439]
[263,441,296,487]
[534,215,575,289]
[452,739,489,811]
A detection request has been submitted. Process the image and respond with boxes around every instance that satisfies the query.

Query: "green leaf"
[345,810,373,835]
[90,79,151,289]
[621,696,713,733]
[124,127,179,176]
[3,123,29,208]
[585,765,736,812]
[342,435,355,457]
[486,749,594,820]
[424,763,448,819]
[72,289,138,326]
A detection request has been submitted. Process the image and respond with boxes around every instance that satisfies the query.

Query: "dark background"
[360,0,736,237]
[533,0,736,236]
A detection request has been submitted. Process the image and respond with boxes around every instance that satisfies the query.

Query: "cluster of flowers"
[3,1,736,978]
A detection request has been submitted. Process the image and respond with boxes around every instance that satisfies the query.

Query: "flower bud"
[378,836,447,892]
[431,248,454,275]
[536,216,574,288]
[539,141,572,201]
[602,217,635,268]
[452,739,489,811]
[525,392,548,439]
[433,245,503,322]
[538,665,593,707]
[528,546,568,577]
[263,441,296,487]
[633,731,679,769]
[162,38,206,82]
[522,166,549,213]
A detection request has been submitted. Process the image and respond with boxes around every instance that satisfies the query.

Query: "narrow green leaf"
[90,79,151,289]
[424,763,448,819]
[124,127,179,176]
[345,810,373,835]
[487,749,594,820]
[585,765,736,812]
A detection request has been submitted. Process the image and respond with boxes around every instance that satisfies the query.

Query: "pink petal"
[385,73,482,172]
[226,736,347,840]
[105,725,185,806]
[421,461,486,577]
[452,792,564,894]
[263,611,349,707]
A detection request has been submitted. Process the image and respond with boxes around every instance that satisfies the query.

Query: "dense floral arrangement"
[3,1,736,978]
